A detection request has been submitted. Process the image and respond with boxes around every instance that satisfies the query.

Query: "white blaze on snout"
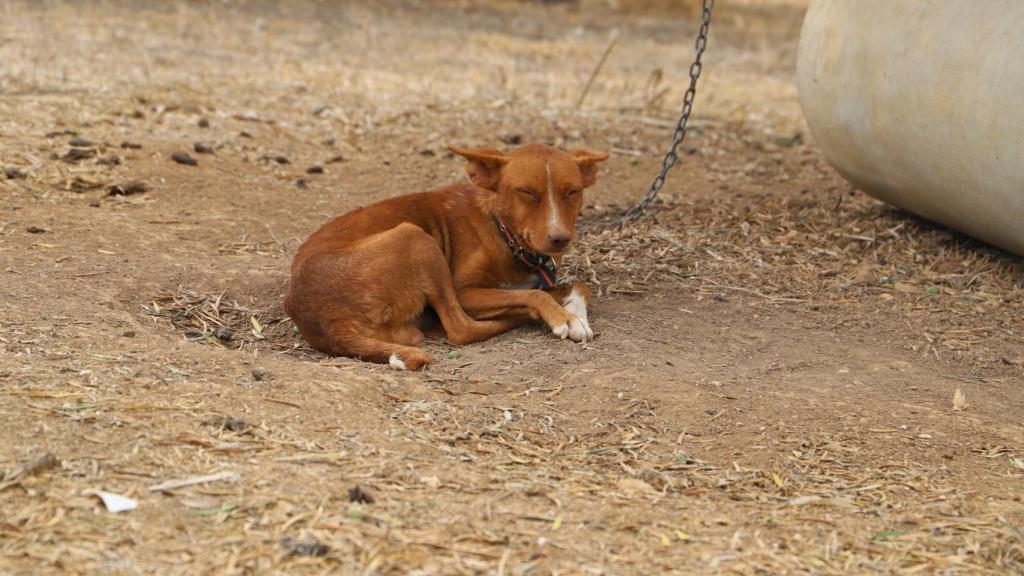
[545,161,567,241]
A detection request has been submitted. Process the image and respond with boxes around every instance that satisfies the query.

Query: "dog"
[284,143,609,370]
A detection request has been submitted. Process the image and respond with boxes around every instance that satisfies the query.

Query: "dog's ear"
[449,146,508,191]
[570,149,610,188]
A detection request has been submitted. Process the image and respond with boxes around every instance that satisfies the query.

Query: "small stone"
[193,142,214,154]
[213,327,234,342]
[348,485,374,504]
[69,176,103,192]
[712,293,728,303]
[238,131,253,139]
[251,367,269,381]
[500,134,523,145]
[281,537,328,558]
[120,141,143,149]
[89,200,101,208]
[274,155,290,165]
[107,182,148,196]
[96,154,122,166]
[61,148,96,162]
[305,164,323,174]
[325,155,345,164]
[3,166,25,179]
[68,138,94,147]
[202,415,247,432]
[295,179,307,189]
[198,117,210,128]
[171,151,197,166]
[222,417,247,431]
[26,226,46,234]
[322,137,336,146]
[122,330,136,338]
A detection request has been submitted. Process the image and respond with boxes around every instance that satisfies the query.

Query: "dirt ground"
[2,0,1023,574]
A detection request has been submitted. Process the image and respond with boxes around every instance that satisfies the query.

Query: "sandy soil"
[1,1,1022,574]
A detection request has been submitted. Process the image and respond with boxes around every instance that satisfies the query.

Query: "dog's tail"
[319,323,432,371]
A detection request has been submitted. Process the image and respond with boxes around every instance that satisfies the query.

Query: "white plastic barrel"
[797,1,1024,256]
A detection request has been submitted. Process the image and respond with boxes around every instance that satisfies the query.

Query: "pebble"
[281,537,327,558]
[62,148,96,162]
[3,166,25,179]
[171,151,197,166]
[348,485,375,504]
[203,415,247,431]
[107,182,148,196]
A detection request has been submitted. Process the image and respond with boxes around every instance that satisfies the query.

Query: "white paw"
[561,287,594,343]
[388,353,408,371]
[552,324,569,339]
[568,316,594,342]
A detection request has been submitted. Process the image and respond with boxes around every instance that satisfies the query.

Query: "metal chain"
[623,0,714,221]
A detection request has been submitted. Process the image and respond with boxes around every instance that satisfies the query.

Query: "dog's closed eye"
[517,188,540,204]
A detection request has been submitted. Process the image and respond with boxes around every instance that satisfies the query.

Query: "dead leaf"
[953,388,967,412]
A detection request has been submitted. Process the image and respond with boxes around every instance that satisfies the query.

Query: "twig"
[576,28,620,109]
[149,471,239,492]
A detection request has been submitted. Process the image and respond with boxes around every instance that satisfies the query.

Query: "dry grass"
[2,1,1023,574]
[565,189,1024,369]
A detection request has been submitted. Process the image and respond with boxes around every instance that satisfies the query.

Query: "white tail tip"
[388,353,408,371]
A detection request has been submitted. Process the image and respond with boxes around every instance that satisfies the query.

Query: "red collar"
[492,213,558,289]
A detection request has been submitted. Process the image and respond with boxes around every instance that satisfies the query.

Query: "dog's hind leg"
[381,223,520,346]
[289,223,517,368]
[331,328,433,371]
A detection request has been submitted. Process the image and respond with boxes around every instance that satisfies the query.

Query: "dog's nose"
[548,234,571,251]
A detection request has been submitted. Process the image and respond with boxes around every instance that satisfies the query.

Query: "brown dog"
[284,143,609,369]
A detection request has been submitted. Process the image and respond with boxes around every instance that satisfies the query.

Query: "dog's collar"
[492,213,558,289]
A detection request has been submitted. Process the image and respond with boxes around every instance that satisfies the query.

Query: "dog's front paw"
[560,286,594,343]
[568,315,594,342]
[552,323,570,340]
[551,315,593,343]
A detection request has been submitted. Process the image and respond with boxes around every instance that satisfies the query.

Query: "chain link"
[623,0,714,221]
